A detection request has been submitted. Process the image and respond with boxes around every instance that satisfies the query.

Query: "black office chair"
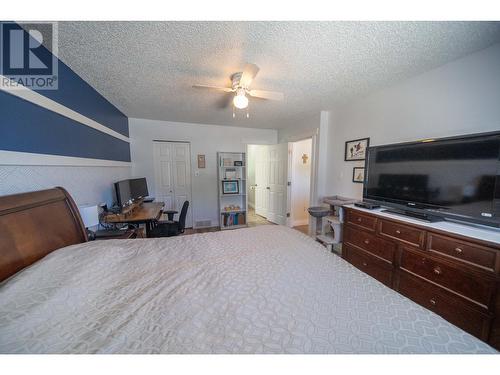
[151,201,189,237]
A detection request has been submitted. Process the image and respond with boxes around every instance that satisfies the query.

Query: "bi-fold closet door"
[153,141,193,228]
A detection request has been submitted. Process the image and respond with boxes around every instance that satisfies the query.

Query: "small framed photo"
[197,154,206,168]
[222,180,239,194]
[352,167,365,183]
[234,160,243,166]
[345,137,370,161]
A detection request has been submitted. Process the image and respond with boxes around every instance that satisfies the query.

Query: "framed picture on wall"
[352,167,365,183]
[345,137,370,161]
[197,154,206,168]
[222,180,239,194]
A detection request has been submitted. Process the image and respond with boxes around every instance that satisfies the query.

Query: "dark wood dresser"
[342,206,500,350]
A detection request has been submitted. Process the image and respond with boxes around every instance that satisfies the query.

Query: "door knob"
[266,187,270,190]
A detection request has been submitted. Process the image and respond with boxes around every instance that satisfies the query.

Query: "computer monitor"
[130,178,149,200]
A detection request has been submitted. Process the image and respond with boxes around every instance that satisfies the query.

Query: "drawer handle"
[429,298,437,306]
[455,247,463,254]
[433,266,442,275]
[362,262,368,266]
[395,230,402,234]
[357,218,362,222]
[364,239,370,245]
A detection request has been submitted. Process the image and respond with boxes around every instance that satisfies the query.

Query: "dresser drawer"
[344,244,393,287]
[345,209,377,232]
[344,225,396,263]
[428,233,497,273]
[400,248,496,308]
[398,271,491,340]
[379,219,425,248]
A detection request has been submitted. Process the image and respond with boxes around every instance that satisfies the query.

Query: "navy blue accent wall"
[0,91,131,161]
[0,21,130,161]
[42,61,129,137]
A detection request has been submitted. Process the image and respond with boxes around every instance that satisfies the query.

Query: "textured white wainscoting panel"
[0,165,131,205]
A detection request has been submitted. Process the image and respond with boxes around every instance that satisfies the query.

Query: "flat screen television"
[115,178,149,207]
[363,131,500,228]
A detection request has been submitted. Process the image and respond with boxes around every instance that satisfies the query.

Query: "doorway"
[247,143,288,225]
[289,138,312,233]
[153,141,193,228]
[247,139,314,230]
[247,144,270,226]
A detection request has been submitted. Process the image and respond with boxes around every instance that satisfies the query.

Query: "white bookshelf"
[217,151,247,230]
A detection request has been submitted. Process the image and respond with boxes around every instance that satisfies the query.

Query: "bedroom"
[1,1,500,373]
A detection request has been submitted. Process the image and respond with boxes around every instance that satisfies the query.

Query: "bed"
[0,188,496,354]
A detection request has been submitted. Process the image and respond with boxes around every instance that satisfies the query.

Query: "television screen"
[130,178,149,199]
[364,132,500,226]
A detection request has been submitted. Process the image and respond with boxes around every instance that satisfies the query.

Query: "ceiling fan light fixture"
[233,90,249,109]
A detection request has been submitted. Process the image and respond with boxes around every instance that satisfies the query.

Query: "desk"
[103,202,164,237]
[95,227,146,240]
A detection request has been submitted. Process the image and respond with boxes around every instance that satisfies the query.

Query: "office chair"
[151,201,189,237]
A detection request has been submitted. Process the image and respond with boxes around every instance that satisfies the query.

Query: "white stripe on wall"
[0,150,131,167]
[0,75,130,143]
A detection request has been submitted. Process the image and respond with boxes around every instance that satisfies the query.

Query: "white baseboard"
[291,219,309,227]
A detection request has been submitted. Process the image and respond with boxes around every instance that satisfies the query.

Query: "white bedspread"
[0,225,496,354]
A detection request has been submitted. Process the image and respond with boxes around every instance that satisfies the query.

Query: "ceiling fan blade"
[239,63,260,88]
[192,84,233,93]
[216,93,234,109]
[248,89,284,101]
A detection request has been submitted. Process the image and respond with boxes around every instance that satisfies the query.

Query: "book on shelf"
[224,168,237,179]
[222,212,246,226]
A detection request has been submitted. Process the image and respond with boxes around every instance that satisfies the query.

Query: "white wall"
[278,112,321,143]
[291,138,312,226]
[326,42,500,200]
[129,118,277,227]
[0,165,130,206]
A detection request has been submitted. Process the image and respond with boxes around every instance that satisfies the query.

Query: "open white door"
[267,143,288,225]
[254,145,269,218]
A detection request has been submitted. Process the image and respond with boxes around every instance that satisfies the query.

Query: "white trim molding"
[291,219,309,227]
[0,75,130,143]
[0,150,131,167]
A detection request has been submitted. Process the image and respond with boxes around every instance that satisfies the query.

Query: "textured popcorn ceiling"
[56,21,500,129]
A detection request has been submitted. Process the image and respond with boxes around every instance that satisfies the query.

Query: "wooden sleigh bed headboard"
[0,187,88,282]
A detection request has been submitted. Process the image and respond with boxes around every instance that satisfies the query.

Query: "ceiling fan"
[192,63,284,111]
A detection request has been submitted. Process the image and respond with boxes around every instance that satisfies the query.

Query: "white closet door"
[154,142,175,210]
[254,145,269,218]
[267,143,288,225]
[172,143,193,228]
[153,141,193,228]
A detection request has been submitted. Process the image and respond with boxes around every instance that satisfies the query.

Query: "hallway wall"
[291,138,312,226]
